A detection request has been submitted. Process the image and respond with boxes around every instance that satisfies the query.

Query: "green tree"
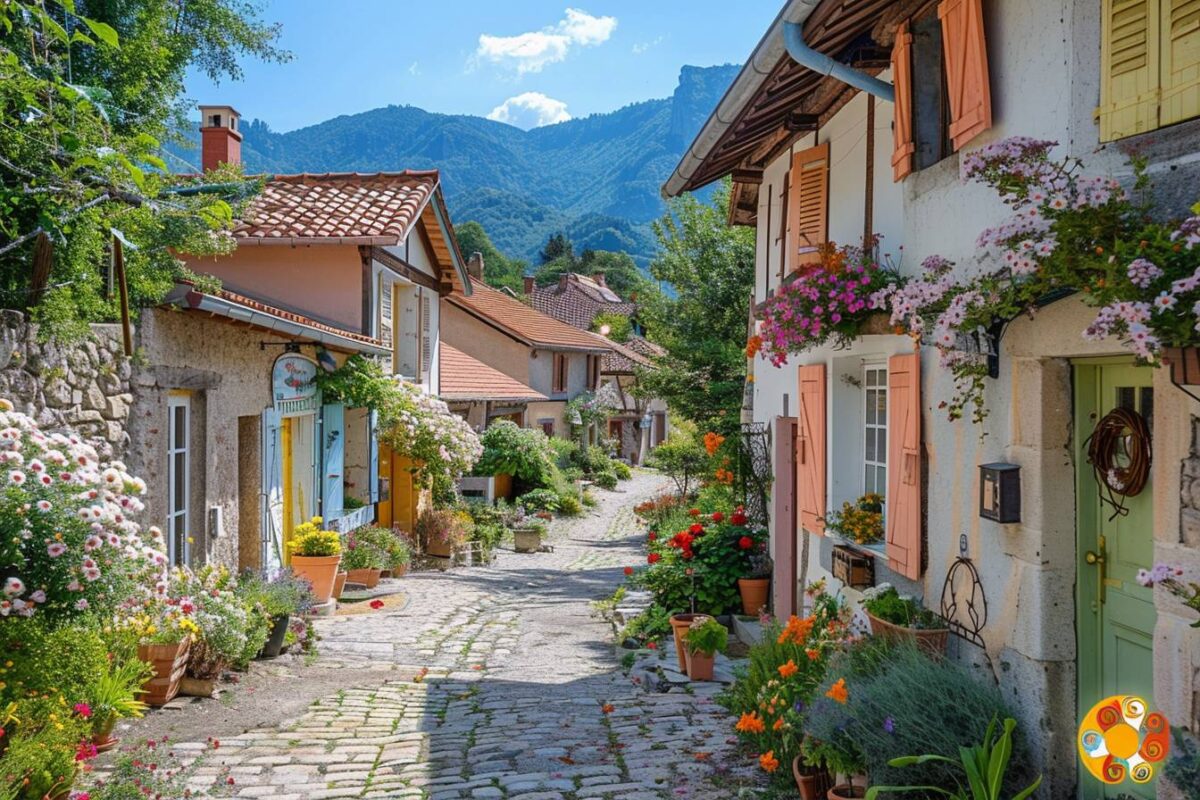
[579,249,648,298]
[455,220,528,293]
[638,180,754,436]
[591,312,632,342]
[0,0,283,339]
[539,231,576,266]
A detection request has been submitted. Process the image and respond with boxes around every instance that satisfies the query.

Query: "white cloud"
[632,36,663,55]
[486,92,572,129]
[408,61,421,76]
[474,8,617,75]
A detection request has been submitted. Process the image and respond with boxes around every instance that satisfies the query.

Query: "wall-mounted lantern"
[979,463,1020,523]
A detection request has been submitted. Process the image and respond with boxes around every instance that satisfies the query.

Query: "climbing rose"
[738,536,753,550]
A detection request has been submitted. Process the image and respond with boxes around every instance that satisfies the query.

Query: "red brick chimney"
[523,276,536,295]
[199,105,242,172]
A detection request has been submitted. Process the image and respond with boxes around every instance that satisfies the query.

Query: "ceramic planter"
[668,613,711,671]
[738,577,770,616]
[793,758,833,800]
[136,639,190,707]
[866,611,948,656]
[292,554,341,603]
[258,614,290,659]
[684,648,715,681]
[513,527,542,553]
[347,568,382,588]
[333,571,348,599]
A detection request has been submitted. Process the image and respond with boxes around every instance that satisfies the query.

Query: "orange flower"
[745,335,763,358]
[777,660,799,679]
[826,678,849,705]
[759,750,780,773]
[805,648,820,661]
[735,712,766,734]
[772,717,786,732]
[777,615,815,645]
[601,703,615,714]
[703,432,725,456]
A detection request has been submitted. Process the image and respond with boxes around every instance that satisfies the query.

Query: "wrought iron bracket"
[939,555,988,648]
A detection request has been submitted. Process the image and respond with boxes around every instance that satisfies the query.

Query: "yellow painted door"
[377,442,394,529]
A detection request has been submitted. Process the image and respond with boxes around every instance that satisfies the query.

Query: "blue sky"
[184,2,780,132]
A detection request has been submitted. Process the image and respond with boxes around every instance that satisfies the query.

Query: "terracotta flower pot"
[424,537,453,558]
[866,611,948,656]
[827,784,867,799]
[333,571,348,599]
[292,554,341,603]
[392,563,409,578]
[685,649,715,681]
[513,527,542,553]
[793,757,833,800]
[738,577,770,616]
[136,639,190,707]
[347,568,382,588]
[668,613,711,671]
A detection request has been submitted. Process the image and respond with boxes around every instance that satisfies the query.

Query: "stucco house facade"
[665,1,1200,797]
[127,105,470,572]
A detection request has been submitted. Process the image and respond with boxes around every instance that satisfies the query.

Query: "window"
[863,365,888,496]
[394,284,419,378]
[910,9,952,171]
[539,418,556,437]
[552,353,568,393]
[1100,0,1200,141]
[167,395,190,566]
[587,355,601,390]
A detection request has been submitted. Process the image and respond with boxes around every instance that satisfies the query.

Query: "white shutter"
[379,279,394,373]
[420,290,433,381]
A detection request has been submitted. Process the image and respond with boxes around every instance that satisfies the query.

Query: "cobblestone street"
[165,473,758,800]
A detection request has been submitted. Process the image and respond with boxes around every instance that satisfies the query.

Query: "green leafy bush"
[862,584,945,630]
[646,437,710,496]
[340,530,388,571]
[518,488,560,513]
[353,527,412,571]
[548,437,580,470]
[593,470,619,490]
[0,617,108,705]
[684,617,728,656]
[558,490,584,516]
[612,460,633,480]
[618,603,672,645]
[475,421,558,488]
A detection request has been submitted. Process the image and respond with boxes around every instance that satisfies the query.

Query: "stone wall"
[0,310,132,460]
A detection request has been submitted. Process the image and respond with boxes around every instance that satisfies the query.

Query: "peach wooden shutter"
[891,21,915,181]
[787,142,829,271]
[796,364,826,535]
[1161,0,1200,126]
[885,352,922,580]
[939,0,993,150]
[1099,0,1160,141]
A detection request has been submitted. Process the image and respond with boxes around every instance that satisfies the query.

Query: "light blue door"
[321,403,345,520]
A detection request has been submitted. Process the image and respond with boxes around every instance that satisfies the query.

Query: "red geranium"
[369,599,385,610]
[688,508,701,517]
[647,532,657,542]
[647,553,661,564]
[730,511,748,526]
[688,523,704,535]
[738,536,754,550]
[623,566,634,576]
[711,511,725,523]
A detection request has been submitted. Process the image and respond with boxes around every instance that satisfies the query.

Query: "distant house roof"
[447,277,613,353]
[439,344,548,403]
[232,170,471,293]
[528,273,637,330]
[602,337,656,374]
[166,282,390,355]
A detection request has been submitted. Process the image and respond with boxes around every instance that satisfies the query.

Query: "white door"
[167,395,191,565]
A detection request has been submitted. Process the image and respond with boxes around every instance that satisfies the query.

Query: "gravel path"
[115,472,762,800]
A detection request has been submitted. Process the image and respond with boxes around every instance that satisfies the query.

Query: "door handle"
[1085,535,1108,605]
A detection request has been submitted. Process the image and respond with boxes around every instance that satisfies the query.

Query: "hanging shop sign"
[272,354,319,412]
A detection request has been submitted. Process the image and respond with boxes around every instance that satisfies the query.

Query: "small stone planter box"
[512,527,543,553]
[866,612,948,656]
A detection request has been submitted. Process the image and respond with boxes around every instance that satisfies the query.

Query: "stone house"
[126,104,471,571]
[442,270,612,439]
[664,1,1200,797]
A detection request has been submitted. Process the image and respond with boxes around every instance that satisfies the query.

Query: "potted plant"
[87,660,150,752]
[512,518,548,554]
[333,570,348,599]
[861,584,948,656]
[341,530,386,588]
[668,613,712,671]
[822,493,884,545]
[133,607,197,707]
[683,617,727,681]
[803,735,868,800]
[238,571,314,660]
[415,508,469,559]
[356,526,413,577]
[288,517,342,603]
[739,544,772,616]
[793,750,835,800]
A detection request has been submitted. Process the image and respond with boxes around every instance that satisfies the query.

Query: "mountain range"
[172,64,738,266]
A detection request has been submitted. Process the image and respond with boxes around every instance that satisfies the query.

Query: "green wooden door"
[1074,361,1157,798]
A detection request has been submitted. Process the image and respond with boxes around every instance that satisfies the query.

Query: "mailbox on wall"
[979,463,1020,523]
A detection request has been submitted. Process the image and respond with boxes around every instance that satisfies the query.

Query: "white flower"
[3,577,24,596]
[83,567,101,582]
[8,470,25,485]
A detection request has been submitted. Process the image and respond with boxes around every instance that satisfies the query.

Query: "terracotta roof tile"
[234,171,439,243]
[528,273,637,330]
[602,338,654,374]
[439,344,548,402]
[448,278,613,352]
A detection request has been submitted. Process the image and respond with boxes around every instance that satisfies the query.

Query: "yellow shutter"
[1099,0,1161,141]
[1161,0,1200,125]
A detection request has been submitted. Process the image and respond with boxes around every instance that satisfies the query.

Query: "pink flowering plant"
[1138,563,1200,628]
[0,398,165,623]
[758,240,902,365]
[872,137,1200,422]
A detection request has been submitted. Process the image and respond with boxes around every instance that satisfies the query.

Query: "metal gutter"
[782,21,894,102]
[171,287,390,355]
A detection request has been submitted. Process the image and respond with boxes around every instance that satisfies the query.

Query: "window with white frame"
[167,394,190,565]
[863,365,887,496]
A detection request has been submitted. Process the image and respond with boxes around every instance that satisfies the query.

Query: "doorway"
[1074,360,1157,799]
[281,413,317,562]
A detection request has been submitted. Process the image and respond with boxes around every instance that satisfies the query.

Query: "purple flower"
[883,716,895,734]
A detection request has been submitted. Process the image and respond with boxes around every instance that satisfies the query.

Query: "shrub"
[475,421,557,487]
[0,617,108,705]
[612,460,632,480]
[557,490,583,516]
[0,696,90,800]
[517,488,560,513]
[415,508,470,549]
[576,444,615,476]
[593,470,618,490]
[354,527,413,571]
[236,570,314,619]
[339,530,388,571]
[618,603,672,645]
[548,437,580,470]
[171,566,251,677]
[646,437,709,496]
[581,489,598,507]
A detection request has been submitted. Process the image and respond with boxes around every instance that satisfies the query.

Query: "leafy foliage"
[455,220,528,293]
[474,420,557,487]
[646,435,709,497]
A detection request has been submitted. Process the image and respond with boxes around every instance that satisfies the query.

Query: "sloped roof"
[234,171,438,243]
[447,278,613,353]
[529,273,637,330]
[624,336,667,359]
[439,344,548,403]
[602,338,655,374]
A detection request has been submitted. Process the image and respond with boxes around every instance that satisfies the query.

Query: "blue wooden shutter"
[321,403,345,519]
[368,409,380,503]
[260,407,284,570]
